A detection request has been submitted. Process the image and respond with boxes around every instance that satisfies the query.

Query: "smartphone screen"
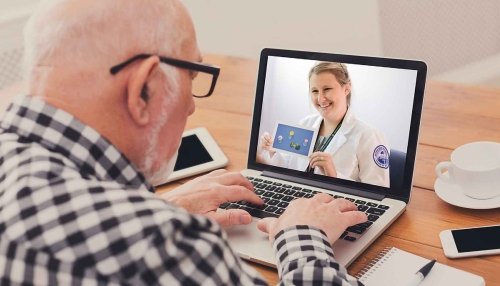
[451,225,500,253]
[174,134,213,171]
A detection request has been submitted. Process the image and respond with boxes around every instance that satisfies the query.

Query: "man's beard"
[148,150,178,186]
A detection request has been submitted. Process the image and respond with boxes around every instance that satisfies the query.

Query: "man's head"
[24,0,201,183]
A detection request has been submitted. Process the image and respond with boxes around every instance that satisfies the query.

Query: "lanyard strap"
[306,112,346,173]
[318,114,345,152]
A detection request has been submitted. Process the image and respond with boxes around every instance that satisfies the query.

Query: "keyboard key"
[283,189,296,196]
[253,178,263,182]
[268,199,280,206]
[282,195,294,202]
[265,206,278,213]
[357,221,373,228]
[263,191,275,198]
[344,236,357,242]
[367,208,386,216]
[219,202,230,209]
[263,180,273,184]
[272,182,282,186]
[277,201,289,208]
[272,193,284,200]
[366,202,378,207]
[378,205,390,210]
[227,203,240,209]
[246,176,255,180]
[248,209,278,218]
[283,184,292,188]
[304,193,314,198]
[347,226,366,234]
[295,192,306,198]
[334,195,344,199]
[275,208,285,215]
[292,186,302,191]
[340,231,348,238]
[256,183,266,189]
[302,188,313,193]
[357,205,369,212]
[255,189,265,196]
[345,198,355,202]
[355,200,366,204]
[368,214,380,222]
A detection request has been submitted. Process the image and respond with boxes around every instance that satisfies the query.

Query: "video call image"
[256,56,418,189]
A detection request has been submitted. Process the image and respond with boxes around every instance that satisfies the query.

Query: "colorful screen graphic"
[272,123,316,157]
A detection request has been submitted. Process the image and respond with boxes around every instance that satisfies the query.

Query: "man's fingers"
[257,217,278,234]
[330,198,358,212]
[211,172,254,190]
[342,211,368,227]
[313,193,334,203]
[205,169,227,177]
[210,209,253,227]
[217,185,264,206]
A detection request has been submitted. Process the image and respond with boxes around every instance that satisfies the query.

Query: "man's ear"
[127,56,160,126]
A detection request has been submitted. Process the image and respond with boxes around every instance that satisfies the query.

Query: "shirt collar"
[0,95,153,190]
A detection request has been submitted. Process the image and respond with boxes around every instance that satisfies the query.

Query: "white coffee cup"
[435,141,500,200]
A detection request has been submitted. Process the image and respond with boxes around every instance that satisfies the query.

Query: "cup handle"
[435,161,452,183]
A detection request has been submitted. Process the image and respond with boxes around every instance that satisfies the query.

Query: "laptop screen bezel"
[247,48,427,203]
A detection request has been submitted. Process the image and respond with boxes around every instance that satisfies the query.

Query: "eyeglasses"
[110,53,220,98]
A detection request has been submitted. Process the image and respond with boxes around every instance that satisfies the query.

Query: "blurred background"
[1,0,500,90]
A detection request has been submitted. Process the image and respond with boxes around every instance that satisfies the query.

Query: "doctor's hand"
[257,194,367,245]
[157,169,263,227]
[309,151,337,177]
[259,132,276,154]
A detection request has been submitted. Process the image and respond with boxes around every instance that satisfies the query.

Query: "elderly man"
[0,0,366,285]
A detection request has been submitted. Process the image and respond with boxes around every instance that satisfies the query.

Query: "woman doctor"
[258,62,390,187]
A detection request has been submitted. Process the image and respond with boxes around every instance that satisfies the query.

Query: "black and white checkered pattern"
[274,226,363,286]
[0,95,361,285]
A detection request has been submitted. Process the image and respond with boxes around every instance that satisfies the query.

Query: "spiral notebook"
[355,247,485,286]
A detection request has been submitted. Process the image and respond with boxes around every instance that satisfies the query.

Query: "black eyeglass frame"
[110,53,220,98]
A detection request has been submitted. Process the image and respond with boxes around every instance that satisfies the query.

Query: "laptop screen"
[248,49,426,202]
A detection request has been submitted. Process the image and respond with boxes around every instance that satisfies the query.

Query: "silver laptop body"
[223,48,427,268]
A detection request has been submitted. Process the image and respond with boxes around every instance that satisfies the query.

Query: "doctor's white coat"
[260,108,390,187]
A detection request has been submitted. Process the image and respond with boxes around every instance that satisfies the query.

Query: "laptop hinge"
[262,171,385,201]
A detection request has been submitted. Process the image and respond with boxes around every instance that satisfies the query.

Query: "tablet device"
[271,121,318,158]
[155,127,228,185]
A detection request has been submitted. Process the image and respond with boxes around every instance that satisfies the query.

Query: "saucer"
[434,176,500,209]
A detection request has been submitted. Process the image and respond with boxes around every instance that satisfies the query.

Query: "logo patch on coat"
[373,145,389,169]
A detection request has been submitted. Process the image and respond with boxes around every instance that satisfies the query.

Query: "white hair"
[23,0,187,80]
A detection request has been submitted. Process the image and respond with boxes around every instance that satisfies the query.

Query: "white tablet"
[155,127,228,185]
[271,121,318,158]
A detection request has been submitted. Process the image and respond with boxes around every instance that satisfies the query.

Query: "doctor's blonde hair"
[308,62,352,105]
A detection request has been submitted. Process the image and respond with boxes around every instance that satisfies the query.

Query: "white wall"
[183,0,383,59]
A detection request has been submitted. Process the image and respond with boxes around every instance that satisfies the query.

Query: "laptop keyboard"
[218,176,391,243]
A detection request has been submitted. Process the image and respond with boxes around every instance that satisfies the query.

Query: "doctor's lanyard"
[317,115,345,152]
[306,113,346,173]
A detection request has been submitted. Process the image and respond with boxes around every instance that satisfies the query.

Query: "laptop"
[221,48,427,268]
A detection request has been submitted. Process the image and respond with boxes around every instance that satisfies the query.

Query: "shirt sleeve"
[138,213,267,285]
[274,225,364,286]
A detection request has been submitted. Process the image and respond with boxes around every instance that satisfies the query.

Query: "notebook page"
[358,247,484,286]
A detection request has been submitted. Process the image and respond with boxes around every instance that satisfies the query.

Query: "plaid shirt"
[0,95,362,286]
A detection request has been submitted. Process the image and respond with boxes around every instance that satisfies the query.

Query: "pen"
[405,259,437,286]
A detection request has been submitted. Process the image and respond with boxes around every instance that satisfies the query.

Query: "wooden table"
[2,54,499,285]
[161,54,500,285]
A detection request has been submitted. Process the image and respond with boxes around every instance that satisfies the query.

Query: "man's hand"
[158,169,263,227]
[257,194,367,245]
